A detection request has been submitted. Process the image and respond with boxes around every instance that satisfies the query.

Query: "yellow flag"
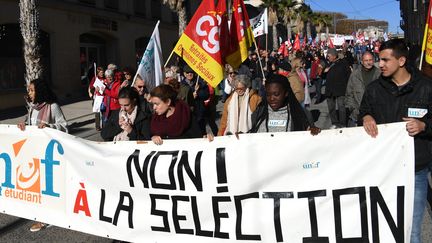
[225,0,254,68]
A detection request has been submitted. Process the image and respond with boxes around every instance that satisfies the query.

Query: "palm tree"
[312,13,322,34]
[321,14,333,41]
[19,0,43,85]
[278,0,297,42]
[163,0,187,36]
[311,12,326,40]
[261,0,280,50]
[297,4,313,40]
[311,12,332,42]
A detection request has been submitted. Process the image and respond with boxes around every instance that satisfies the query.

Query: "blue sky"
[305,0,402,34]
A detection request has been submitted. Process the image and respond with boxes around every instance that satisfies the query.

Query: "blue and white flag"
[133,21,163,91]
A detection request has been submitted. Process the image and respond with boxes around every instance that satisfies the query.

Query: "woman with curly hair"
[17,78,68,232]
[17,78,68,133]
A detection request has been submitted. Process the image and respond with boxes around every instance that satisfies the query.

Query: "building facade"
[0,0,198,110]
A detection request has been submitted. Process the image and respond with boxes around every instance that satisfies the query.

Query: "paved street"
[0,96,431,242]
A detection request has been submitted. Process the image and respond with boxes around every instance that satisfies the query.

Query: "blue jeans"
[411,168,429,243]
[313,78,323,102]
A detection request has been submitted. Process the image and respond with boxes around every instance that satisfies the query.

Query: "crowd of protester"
[17,38,432,242]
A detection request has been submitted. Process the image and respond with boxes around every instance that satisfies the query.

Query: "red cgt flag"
[302,36,307,49]
[173,0,224,87]
[277,42,287,57]
[293,34,301,51]
[216,0,230,62]
[225,0,254,68]
[328,37,335,48]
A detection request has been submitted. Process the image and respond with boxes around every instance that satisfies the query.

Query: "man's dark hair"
[379,39,409,59]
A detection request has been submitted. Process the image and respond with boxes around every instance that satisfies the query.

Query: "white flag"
[249,8,268,37]
[133,21,163,92]
[383,32,389,41]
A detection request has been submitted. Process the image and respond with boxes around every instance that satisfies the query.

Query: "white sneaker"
[30,222,51,232]
[329,125,338,129]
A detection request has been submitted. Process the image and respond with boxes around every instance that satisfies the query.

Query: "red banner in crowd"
[328,37,335,48]
[217,0,230,62]
[293,34,300,51]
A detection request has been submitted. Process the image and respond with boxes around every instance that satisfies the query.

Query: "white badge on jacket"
[408,108,428,118]
[268,119,287,127]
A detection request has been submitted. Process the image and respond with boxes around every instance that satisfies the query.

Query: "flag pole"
[253,38,266,82]
[132,20,162,87]
[266,33,268,53]
[265,33,269,70]
[164,49,175,68]
[419,1,432,70]
[131,66,140,87]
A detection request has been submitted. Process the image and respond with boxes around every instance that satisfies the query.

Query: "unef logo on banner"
[0,139,63,204]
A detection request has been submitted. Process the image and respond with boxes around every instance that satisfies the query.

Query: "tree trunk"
[326,26,329,41]
[19,0,43,85]
[272,24,278,50]
[287,22,292,41]
[306,21,311,40]
[177,6,187,37]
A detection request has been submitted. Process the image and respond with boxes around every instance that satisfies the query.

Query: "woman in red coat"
[96,69,121,124]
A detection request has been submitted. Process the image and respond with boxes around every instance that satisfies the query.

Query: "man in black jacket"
[359,39,432,243]
[324,48,352,128]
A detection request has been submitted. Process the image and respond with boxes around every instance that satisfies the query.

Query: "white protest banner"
[249,8,268,37]
[92,77,105,93]
[331,34,346,46]
[92,95,104,112]
[0,123,414,242]
[133,20,164,91]
[92,63,105,94]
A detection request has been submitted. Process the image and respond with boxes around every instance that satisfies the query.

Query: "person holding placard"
[88,66,105,131]
[17,78,68,232]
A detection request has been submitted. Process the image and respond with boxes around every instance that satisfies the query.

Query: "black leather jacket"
[359,67,432,171]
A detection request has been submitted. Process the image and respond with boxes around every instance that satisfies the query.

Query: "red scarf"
[297,69,308,85]
[150,100,191,138]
